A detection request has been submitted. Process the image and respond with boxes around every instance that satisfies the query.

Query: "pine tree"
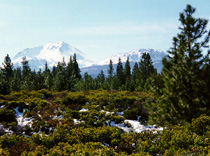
[1,54,13,79]
[116,57,125,87]
[66,56,73,78]
[150,5,210,125]
[124,57,131,78]
[124,57,132,90]
[72,53,81,80]
[43,62,48,77]
[0,70,8,94]
[21,72,34,91]
[54,62,66,91]
[132,62,140,86]
[35,69,44,90]
[138,53,157,90]
[110,75,120,90]
[0,54,13,94]
[202,59,210,114]
[83,72,93,90]
[52,65,57,78]
[108,59,114,78]
[21,57,31,81]
[10,69,21,92]
[44,72,52,90]
[106,59,114,90]
[96,70,105,88]
[66,56,74,90]
[44,62,48,73]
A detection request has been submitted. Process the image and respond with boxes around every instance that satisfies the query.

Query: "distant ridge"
[82,49,167,77]
[12,42,167,76]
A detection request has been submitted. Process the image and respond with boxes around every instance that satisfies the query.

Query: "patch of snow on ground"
[117,112,123,116]
[15,107,33,128]
[103,143,109,147]
[100,110,114,115]
[79,108,88,112]
[0,123,14,134]
[123,120,163,133]
[73,119,80,125]
[109,119,163,133]
[53,115,64,120]
[2,128,13,134]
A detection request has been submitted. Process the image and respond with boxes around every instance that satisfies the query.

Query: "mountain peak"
[44,41,68,50]
[98,48,167,65]
[12,43,167,74]
[12,42,96,70]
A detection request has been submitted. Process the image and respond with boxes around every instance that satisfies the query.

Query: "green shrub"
[0,108,16,123]
[124,108,138,120]
[38,89,53,98]
[191,115,210,135]
[0,134,32,155]
[61,93,87,110]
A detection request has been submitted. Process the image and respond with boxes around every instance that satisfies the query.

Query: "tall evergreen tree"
[72,53,81,80]
[21,57,31,81]
[150,5,210,125]
[97,70,105,88]
[124,57,131,78]
[1,54,13,79]
[124,57,132,90]
[35,69,44,90]
[66,56,73,78]
[110,75,120,90]
[44,62,48,73]
[108,59,114,78]
[52,65,57,78]
[44,73,51,91]
[83,72,93,90]
[21,72,34,91]
[132,62,140,86]
[116,57,125,87]
[138,53,157,90]
[54,62,66,91]
[202,59,210,113]
[0,54,13,94]
[106,59,114,90]
[10,68,21,92]
[43,62,48,77]
[0,70,8,94]
[66,56,74,90]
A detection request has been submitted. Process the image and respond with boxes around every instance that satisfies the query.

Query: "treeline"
[0,52,157,94]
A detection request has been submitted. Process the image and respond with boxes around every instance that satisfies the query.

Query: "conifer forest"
[1,5,210,155]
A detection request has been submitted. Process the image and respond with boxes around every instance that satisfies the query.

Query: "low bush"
[0,108,16,123]
[191,115,210,135]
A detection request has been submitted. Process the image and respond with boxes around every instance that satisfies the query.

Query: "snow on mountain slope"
[81,49,167,77]
[13,42,96,70]
[98,49,167,65]
[12,42,167,75]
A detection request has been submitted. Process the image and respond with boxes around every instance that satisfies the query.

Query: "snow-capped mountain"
[13,42,96,70]
[12,42,167,76]
[98,49,166,65]
[82,49,167,77]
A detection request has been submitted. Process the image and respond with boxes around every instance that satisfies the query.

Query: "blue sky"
[0,0,210,64]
